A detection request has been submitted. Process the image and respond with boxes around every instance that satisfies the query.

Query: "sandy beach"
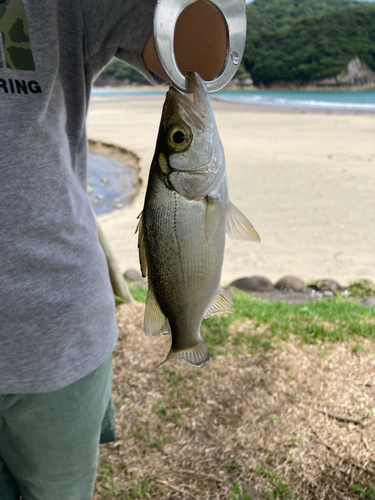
[87,94,375,286]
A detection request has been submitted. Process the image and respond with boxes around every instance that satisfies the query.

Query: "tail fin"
[158,338,210,367]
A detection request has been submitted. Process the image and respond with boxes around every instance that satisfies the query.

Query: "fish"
[136,71,260,367]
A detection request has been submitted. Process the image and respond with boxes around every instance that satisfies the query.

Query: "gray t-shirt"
[0,0,157,393]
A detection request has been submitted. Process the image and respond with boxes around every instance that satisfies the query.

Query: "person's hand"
[143,0,246,82]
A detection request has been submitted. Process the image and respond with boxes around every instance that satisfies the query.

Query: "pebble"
[362,297,375,308]
[309,279,342,292]
[230,276,274,292]
[124,268,143,282]
[274,275,307,293]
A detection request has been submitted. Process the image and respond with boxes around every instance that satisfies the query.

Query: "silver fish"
[137,71,260,367]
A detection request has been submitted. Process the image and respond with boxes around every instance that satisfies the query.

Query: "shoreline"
[91,93,375,116]
[211,97,375,115]
[93,82,375,92]
[88,139,142,197]
[91,88,375,115]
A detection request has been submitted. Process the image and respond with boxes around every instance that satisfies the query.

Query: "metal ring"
[153,0,246,93]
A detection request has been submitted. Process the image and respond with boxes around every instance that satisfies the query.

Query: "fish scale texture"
[144,167,227,352]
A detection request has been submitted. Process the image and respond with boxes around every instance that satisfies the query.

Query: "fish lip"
[166,71,210,117]
[186,71,210,107]
[169,166,211,175]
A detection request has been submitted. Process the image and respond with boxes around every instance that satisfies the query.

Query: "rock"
[309,279,342,292]
[338,57,375,86]
[316,57,375,87]
[316,76,338,87]
[230,276,274,292]
[274,275,307,293]
[250,290,316,305]
[362,297,375,308]
[124,268,143,282]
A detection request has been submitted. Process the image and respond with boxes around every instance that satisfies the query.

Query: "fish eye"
[173,130,185,144]
[167,124,192,153]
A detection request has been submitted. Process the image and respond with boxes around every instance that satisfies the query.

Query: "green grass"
[230,482,251,500]
[98,466,163,499]
[124,476,164,500]
[115,283,148,305]
[127,286,375,356]
[257,467,295,499]
[151,398,184,425]
[202,292,375,356]
[349,484,375,500]
[98,462,122,497]
[128,284,148,303]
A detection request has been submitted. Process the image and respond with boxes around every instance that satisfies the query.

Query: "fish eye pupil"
[172,130,185,144]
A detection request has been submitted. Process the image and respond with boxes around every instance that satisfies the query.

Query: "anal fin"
[144,283,171,336]
[204,288,233,319]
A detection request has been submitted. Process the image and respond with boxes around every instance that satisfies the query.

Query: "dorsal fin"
[204,288,233,319]
[144,283,171,336]
[226,201,260,242]
[135,212,148,278]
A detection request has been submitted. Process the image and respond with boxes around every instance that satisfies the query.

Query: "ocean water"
[87,153,135,215]
[214,90,375,111]
[91,87,375,111]
[91,88,166,98]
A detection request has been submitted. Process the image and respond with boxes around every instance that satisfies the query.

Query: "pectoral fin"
[226,201,260,242]
[135,212,148,278]
[158,338,209,367]
[144,283,171,336]
[204,288,233,318]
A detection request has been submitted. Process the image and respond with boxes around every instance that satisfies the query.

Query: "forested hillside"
[95,58,148,86]
[95,0,375,87]
[244,0,375,85]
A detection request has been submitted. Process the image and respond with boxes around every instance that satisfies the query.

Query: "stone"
[230,276,274,292]
[124,268,143,282]
[309,279,342,292]
[250,290,315,305]
[316,57,375,87]
[274,275,307,293]
[338,57,375,86]
[362,297,375,308]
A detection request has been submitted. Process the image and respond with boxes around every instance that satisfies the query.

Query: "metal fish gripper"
[153,0,247,93]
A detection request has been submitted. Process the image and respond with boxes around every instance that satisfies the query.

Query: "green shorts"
[0,356,116,500]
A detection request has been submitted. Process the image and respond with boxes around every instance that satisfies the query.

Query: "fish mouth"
[165,71,210,129]
[185,71,211,110]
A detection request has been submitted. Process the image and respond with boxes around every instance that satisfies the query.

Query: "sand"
[87,95,375,286]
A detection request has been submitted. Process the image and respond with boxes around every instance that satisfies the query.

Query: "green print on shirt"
[0,0,35,70]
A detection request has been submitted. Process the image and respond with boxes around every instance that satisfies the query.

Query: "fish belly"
[144,172,226,351]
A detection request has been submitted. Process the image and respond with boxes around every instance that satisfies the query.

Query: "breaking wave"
[214,90,375,111]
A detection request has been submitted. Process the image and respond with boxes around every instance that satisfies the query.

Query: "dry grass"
[94,301,375,500]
